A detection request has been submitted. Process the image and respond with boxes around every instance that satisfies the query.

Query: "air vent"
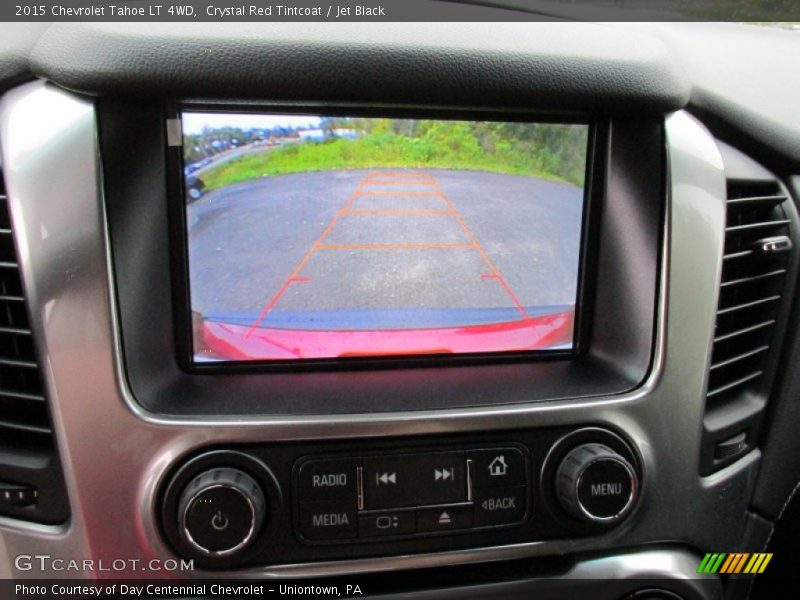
[0,199,51,442]
[0,169,69,523]
[709,181,790,401]
[701,142,798,474]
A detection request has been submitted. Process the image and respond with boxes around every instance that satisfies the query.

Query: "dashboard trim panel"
[0,81,751,580]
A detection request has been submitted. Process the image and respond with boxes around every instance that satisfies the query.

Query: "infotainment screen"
[181,112,589,363]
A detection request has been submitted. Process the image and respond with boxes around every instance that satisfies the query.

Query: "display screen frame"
[166,104,602,373]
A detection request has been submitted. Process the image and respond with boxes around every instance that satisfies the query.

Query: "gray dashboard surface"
[1,22,799,165]
[0,23,47,90]
[11,22,689,112]
[644,22,800,169]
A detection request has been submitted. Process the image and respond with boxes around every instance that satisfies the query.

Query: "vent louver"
[701,142,798,475]
[0,184,52,442]
[0,168,69,523]
[708,181,790,402]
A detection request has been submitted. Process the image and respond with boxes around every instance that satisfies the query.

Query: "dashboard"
[1,19,800,600]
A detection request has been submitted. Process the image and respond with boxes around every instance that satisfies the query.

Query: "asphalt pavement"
[186,168,584,331]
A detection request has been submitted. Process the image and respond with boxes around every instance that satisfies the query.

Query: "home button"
[467,448,525,488]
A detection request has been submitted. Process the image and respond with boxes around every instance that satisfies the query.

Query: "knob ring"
[573,455,638,524]
[541,428,642,531]
[180,483,258,557]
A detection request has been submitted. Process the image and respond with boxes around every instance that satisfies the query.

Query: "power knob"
[556,443,638,524]
[177,467,266,556]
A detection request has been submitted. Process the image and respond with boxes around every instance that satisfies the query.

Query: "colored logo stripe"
[722,553,749,573]
[719,553,738,573]
[744,553,773,574]
[698,553,726,573]
[698,553,773,574]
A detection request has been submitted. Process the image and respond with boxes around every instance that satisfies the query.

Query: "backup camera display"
[182,112,588,363]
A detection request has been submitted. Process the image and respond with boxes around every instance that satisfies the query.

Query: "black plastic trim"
[166,105,596,373]
[99,100,663,417]
[157,426,639,570]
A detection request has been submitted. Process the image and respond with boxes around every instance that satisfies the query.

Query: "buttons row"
[297,447,526,510]
[364,451,466,509]
[295,447,529,542]
[359,504,473,538]
[299,486,527,541]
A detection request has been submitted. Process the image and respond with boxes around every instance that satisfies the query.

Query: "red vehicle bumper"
[199,309,574,361]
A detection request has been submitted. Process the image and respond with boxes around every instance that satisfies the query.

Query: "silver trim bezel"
[0,81,746,582]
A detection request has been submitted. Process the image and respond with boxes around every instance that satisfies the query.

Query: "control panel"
[159,427,641,569]
[294,447,529,543]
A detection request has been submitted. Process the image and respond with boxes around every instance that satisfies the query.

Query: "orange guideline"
[245,171,531,337]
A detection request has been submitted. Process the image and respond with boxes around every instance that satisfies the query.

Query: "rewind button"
[376,471,397,486]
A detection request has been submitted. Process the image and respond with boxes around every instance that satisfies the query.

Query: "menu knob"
[555,443,637,524]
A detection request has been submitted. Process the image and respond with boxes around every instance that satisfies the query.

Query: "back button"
[474,486,527,527]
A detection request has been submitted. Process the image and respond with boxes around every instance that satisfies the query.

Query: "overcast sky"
[182,112,322,134]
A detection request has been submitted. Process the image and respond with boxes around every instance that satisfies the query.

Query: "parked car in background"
[186,175,206,201]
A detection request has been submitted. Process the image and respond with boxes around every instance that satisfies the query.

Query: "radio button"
[473,486,527,527]
[359,509,416,537]
[298,458,359,501]
[364,452,466,510]
[417,503,473,532]
[298,501,358,540]
[467,448,525,488]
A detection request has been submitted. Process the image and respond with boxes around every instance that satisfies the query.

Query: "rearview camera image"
[183,113,588,362]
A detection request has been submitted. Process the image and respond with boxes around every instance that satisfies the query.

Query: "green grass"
[199,131,586,192]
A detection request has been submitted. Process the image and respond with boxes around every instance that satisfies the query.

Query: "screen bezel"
[166,106,601,373]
